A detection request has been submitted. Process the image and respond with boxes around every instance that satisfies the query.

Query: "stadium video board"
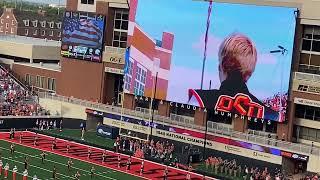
[61,11,105,62]
[125,0,297,122]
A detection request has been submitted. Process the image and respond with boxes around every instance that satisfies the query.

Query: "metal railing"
[135,107,158,119]
[294,71,320,82]
[0,64,30,91]
[247,129,277,139]
[298,64,320,77]
[170,113,195,124]
[38,92,320,156]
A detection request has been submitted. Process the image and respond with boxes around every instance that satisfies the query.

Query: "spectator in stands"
[0,68,46,116]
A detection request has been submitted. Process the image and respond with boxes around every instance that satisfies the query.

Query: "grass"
[44,129,115,149]
[0,140,140,180]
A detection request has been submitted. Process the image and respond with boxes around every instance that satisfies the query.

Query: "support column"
[158,101,170,117]
[123,93,135,110]
[233,117,247,133]
[277,102,295,142]
[194,109,206,126]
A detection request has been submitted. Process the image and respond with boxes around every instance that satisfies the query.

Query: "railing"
[0,64,30,91]
[207,121,233,136]
[247,129,277,139]
[38,92,320,156]
[298,64,320,77]
[294,71,320,82]
[170,113,195,124]
[135,107,158,120]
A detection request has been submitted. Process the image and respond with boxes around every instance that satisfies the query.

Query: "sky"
[22,0,66,4]
[135,0,297,104]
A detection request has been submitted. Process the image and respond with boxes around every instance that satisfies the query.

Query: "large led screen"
[125,0,296,122]
[61,11,105,62]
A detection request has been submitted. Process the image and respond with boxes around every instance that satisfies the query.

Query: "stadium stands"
[0,66,47,116]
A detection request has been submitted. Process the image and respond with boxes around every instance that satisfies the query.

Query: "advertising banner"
[61,11,105,62]
[86,108,308,163]
[294,98,320,108]
[154,129,214,148]
[153,128,281,164]
[103,46,125,64]
[105,67,124,75]
[96,125,113,139]
[125,0,297,122]
[103,117,150,134]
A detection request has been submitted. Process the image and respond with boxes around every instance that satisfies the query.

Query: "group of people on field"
[114,137,175,163]
[1,143,95,180]
[204,156,285,180]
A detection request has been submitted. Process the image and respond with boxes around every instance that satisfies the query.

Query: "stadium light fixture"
[270,50,282,53]
[270,45,288,118]
[270,45,287,56]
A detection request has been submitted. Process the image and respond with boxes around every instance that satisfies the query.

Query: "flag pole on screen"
[121,47,131,123]
[150,72,158,141]
[120,1,130,132]
[202,0,213,161]
[200,0,213,90]
[148,59,159,141]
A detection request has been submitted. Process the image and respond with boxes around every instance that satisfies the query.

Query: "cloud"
[192,34,223,58]
[251,90,273,100]
[257,53,277,65]
[167,66,219,103]
[193,34,278,65]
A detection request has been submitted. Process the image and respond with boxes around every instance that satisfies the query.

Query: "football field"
[0,131,213,180]
[0,140,140,180]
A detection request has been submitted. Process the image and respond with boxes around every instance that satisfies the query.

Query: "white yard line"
[0,146,115,179]
[6,168,35,179]
[18,131,151,179]
[0,138,132,180]
[34,131,215,179]
[2,156,70,179]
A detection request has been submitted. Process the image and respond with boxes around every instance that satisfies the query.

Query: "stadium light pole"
[58,0,61,15]
[200,1,213,89]
[149,59,160,141]
[149,72,158,141]
[270,45,287,121]
[202,112,208,160]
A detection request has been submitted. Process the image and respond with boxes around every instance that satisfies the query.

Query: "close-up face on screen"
[126,0,296,122]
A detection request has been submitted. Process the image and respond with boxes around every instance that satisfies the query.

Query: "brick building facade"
[0,7,62,40]
[0,8,17,35]
[125,0,174,100]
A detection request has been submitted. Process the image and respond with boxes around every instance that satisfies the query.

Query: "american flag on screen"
[63,17,103,48]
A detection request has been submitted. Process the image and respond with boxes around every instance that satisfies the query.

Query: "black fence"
[0,117,59,130]
[0,117,88,130]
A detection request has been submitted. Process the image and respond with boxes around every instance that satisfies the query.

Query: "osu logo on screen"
[214,93,264,118]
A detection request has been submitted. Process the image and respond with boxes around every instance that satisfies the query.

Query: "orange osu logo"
[215,93,264,118]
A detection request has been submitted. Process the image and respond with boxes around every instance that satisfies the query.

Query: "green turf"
[0,140,140,180]
[44,129,115,149]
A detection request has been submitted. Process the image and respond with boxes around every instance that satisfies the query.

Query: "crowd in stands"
[0,68,47,116]
[304,174,319,180]
[115,137,174,162]
[263,93,288,113]
[204,156,284,180]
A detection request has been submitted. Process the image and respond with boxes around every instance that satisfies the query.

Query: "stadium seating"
[0,67,47,116]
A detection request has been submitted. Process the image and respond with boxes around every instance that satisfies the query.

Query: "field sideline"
[0,131,215,180]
